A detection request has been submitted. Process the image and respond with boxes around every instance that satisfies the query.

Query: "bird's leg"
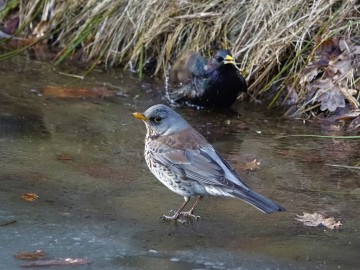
[179,196,203,221]
[161,197,190,225]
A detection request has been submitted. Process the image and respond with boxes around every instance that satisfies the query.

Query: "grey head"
[133,104,190,137]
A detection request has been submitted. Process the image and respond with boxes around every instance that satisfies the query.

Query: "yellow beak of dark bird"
[223,54,235,65]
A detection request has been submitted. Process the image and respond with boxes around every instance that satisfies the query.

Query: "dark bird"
[133,104,285,224]
[167,49,247,109]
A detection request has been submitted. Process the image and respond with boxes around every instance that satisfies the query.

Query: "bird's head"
[210,49,235,68]
[133,104,190,137]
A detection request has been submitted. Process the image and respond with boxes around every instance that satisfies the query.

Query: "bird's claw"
[179,211,201,221]
[160,215,189,226]
[160,214,176,221]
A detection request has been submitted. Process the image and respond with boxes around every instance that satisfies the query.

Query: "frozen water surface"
[0,57,359,269]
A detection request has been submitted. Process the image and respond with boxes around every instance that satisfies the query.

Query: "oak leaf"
[295,212,342,230]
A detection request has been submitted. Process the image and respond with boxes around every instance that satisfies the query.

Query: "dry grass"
[1,0,359,115]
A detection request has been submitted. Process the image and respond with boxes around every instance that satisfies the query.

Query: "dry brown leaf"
[235,159,261,171]
[15,250,45,260]
[57,153,73,161]
[351,45,360,55]
[21,193,39,202]
[21,258,92,268]
[300,65,320,84]
[42,85,114,98]
[317,85,345,112]
[3,15,19,35]
[339,87,359,109]
[307,78,332,97]
[295,212,342,230]
[302,37,360,114]
[338,38,348,52]
[348,116,360,131]
[0,220,17,226]
[334,110,360,121]
[328,59,352,75]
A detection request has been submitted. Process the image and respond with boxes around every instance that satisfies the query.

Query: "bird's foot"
[179,211,201,221]
[160,204,201,225]
[160,214,189,226]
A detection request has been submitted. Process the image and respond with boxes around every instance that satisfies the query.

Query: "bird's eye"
[153,116,162,123]
[216,56,224,62]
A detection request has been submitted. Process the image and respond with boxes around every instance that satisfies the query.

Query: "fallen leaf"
[234,159,261,171]
[339,87,359,110]
[300,65,320,84]
[328,59,352,75]
[301,36,360,116]
[315,36,342,59]
[3,15,19,35]
[57,153,73,161]
[338,38,349,52]
[21,258,92,268]
[307,78,333,98]
[0,220,17,226]
[21,193,39,202]
[15,250,45,260]
[347,116,360,131]
[335,110,360,121]
[295,212,342,230]
[351,45,360,55]
[42,85,114,98]
[317,85,345,112]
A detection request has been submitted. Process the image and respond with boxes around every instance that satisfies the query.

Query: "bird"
[167,49,247,109]
[133,104,285,224]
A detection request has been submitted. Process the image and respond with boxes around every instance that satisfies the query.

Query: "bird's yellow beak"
[223,55,235,64]
[132,112,148,121]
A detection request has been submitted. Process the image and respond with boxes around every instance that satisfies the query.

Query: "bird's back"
[168,52,247,108]
[197,64,247,108]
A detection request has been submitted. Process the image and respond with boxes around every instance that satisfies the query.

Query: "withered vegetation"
[0,0,359,122]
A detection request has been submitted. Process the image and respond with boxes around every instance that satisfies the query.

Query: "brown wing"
[149,128,285,213]
[149,128,250,189]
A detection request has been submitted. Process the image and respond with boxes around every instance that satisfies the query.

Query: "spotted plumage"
[133,104,285,223]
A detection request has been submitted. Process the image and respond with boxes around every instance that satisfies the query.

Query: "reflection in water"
[0,57,359,269]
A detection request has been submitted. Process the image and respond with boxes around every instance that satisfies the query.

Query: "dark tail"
[231,189,285,213]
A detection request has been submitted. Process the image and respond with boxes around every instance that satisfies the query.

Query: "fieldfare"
[133,104,285,224]
[167,49,247,109]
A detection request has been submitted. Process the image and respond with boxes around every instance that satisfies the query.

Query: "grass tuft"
[0,0,359,117]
